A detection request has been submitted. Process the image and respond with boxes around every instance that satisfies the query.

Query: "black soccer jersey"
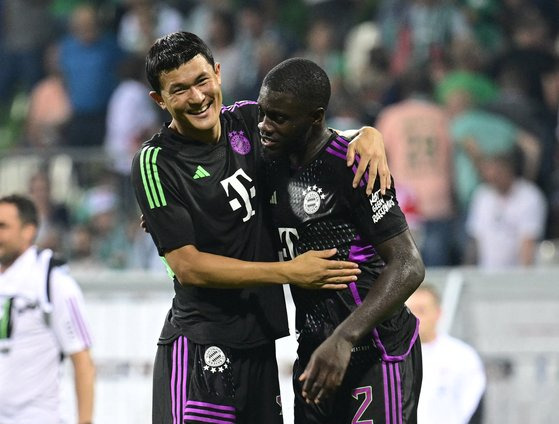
[131,101,288,348]
[266,131,418,362]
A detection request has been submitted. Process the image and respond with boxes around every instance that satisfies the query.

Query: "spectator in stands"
[465,150,547,268]
[441,73,541,262]
[81,183,129,269]
[117,0,183,55]
[58,3,124,147]
[435,38,498,111]
[376,67,455,266]
[27,169,70,251]
[406,283,486,424]
[488,7,559,199]
[24,43,72,148]
[66,224,99,271]
[103,54,159,210]
[296,19,345,94]
[235,1,289,100]
[182,0,232,44]
[207,9,243,104]
[0,0,55,111]
[377,0,472,75]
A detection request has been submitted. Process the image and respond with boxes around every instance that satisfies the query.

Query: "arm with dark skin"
[299,229,425,403]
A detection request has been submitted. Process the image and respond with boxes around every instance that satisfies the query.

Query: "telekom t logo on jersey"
[220,168,256,222]
[278,228,299,261]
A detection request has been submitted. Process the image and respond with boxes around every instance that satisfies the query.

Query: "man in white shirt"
[465,151,547,268]
[406,284,486,424]
[0,194,95,424]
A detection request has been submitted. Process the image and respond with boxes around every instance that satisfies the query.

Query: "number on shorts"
[351,386,373,424]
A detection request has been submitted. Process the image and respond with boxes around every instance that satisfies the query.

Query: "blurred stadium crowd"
[0,0,558,271]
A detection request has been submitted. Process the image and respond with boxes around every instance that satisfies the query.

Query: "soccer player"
[259,58,425,423]
[131,31,390,424]
[0,194,95,424]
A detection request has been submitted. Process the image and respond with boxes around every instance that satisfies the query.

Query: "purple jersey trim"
[330,138,349,153]
[184,408,236,419]
[325,146,346,161]
[67,298,92,347]
[348,235,376,263]
[186,401,236,411]
[334,134,367,187]
[395,363,403,424]
[389,363,397,424]
[372,319,420,362]
[334,135,349,146]
[221,100,258,112]
[183,415,235,424]
[347,282,420,363]
[171,336,188,424]
[382,362,391,424]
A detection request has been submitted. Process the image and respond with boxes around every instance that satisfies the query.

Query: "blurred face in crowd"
[480,157,515,195]
[70,5,100,45]
[406,288,441,343]
[0,203,36,271]
[150,55,223,144]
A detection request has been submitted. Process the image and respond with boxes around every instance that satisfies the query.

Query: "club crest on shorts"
[228,131,251,155]
[203,346,229,373]
[302,185,325,215]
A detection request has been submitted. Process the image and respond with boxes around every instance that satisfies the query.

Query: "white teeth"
[190,104,210,115]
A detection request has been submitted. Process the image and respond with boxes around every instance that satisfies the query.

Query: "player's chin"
[260,145,284,162]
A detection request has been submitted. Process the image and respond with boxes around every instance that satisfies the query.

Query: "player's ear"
[214,62,222,85]
[149,91,166,110]
[311,107,325,125]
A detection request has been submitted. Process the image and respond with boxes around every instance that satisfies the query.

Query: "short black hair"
[0,194,39,227]
[262,58,331,111]
[145,31,215,93]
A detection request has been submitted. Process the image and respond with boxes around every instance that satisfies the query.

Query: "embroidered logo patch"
[303,185,325,215]
[229,131,251,155]
[203,346,229,373]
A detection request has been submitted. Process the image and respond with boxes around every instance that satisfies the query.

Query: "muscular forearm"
[71,350,95,424]
[166,245,292,287]
[166,245,359,289]
[333,237,424,345]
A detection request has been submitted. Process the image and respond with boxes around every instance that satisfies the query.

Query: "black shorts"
[152,336,283,424]
[293,339,422,424]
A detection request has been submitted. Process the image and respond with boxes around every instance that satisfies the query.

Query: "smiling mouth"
[188,103,211,115]
[260,134,280,148]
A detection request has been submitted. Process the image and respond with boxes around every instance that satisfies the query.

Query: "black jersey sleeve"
[335,144,409,245]
[131,144,195,255]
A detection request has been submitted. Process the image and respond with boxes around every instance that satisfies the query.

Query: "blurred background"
[0,0,558,423]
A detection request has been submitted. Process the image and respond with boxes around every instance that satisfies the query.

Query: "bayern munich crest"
[228,131,251,155]
[303,185,326,215]
[203,346,230,373]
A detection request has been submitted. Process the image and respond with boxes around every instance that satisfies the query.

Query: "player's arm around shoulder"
[335,126,391,195]
[164,244,359,289]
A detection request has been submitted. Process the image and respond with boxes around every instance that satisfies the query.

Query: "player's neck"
[169,121,222,145]
[291,126,331,167]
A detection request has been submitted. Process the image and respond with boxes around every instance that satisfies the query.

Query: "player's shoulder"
[318,132,353,173]
[132,131,174,170]
[49,262,83,300]
[221,100,259,123]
